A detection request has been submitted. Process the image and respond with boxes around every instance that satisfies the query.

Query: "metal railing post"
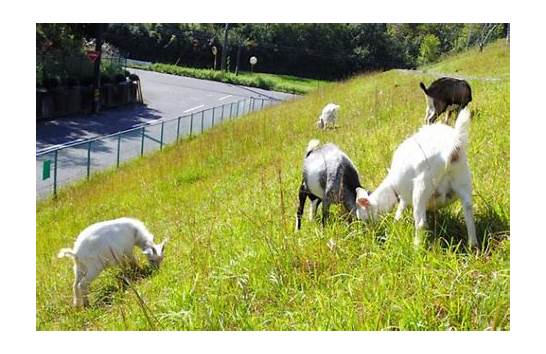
[221,104,225,122]
[236,100,240,117]
[141,126,145,156]
[261,98,264,109]
[190,113,194,137]
[116,134,121,168]
[87,141,92,180]
[212,107,216,126]
[229,102,233,119]
[176,116,181,142]
[160,121,164,150]
[201,111,204,133]
[53,149,58,197]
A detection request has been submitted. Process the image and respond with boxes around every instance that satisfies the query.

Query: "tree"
[418,34,441,64]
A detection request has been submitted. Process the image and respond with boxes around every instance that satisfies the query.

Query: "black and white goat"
[420,77,472,124]
[295,139,368,230]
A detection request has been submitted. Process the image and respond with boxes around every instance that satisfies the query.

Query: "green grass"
[421,40,510,78]
[37,40,510,330]
[130,62,327,95]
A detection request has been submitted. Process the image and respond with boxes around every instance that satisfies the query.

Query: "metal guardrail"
[36,96,277,200]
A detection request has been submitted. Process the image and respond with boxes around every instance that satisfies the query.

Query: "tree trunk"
[235,45,241,76]
[93,23,104,113]
[220,23,229,72]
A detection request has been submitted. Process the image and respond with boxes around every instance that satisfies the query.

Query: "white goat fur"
[57,217,167,307]
[355,107,477,248]
[316,103,340,129]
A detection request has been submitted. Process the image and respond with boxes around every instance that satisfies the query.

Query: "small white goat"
[316,103,340,129]
[355,107,477,248]
[58,217,168,307]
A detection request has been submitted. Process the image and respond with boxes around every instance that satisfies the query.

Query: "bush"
[418,34,441,65]
[114,73,127,83]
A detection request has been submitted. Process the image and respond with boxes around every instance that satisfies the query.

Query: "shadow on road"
[36,104,163,150]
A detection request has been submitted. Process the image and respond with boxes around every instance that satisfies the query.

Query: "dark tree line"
[37,23,507,81]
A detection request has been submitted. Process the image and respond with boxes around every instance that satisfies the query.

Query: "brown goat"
[419,77,472,124]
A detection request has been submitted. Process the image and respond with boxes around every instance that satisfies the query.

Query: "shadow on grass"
[428,204,510,254]
[92,265,158,308]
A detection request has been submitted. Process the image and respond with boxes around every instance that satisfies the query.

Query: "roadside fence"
[36,96,278,200]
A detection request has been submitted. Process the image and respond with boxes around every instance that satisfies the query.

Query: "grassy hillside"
[36,40,510,330]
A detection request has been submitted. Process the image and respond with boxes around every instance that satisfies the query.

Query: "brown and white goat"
[419,77,472,124]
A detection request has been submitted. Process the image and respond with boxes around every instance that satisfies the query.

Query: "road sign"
[43,160,51,180]
[86,50,100,63]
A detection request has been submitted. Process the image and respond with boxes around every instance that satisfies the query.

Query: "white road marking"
[183,104,205,113]
[219,95,232,101]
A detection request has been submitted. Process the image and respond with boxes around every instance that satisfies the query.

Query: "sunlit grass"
[130,62,328,94]
[37,40,509,330]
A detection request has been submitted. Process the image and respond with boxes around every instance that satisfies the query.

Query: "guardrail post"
[53,149,58,197]
[261,98,264,109]
[87,141,92,180]
[229,102,233,119]
[212,107,216,126]
[236,100,240,117]
[190,113,194,137]
[221,104,225,122]
[116,134,121,168]
[141,126,145,157]
[201,111,204,133]
[176,116,181,142]
[160,121,165,150]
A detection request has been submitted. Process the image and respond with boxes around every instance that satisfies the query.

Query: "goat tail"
[57,248,76,259]
[419,82,428,94]
[446,107,472,166]
[305,139,320,157]
[454,107,472,147]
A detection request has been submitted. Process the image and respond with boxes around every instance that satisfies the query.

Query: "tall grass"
[37,40,509,330]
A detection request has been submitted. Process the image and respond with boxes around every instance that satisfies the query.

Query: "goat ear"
[160,238,169,252]
[356,187,369,198]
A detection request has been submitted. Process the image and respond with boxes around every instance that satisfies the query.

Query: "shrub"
[418,34,441,65]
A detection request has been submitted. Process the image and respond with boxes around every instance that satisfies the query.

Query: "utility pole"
[220,23,229,72]
[93,23,104,113]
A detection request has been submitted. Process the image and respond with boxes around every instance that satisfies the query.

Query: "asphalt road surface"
[36,69,296,199]
[36,68,296,151]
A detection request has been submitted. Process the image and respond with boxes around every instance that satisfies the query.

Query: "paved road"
[36,68,296,151]
[36,69,296,199]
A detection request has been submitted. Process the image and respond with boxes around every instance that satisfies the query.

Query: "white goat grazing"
[316,103,340,129]
[57,217,168,307]
[355,107,477,248]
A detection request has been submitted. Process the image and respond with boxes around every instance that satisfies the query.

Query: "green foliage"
[36,24,126,87]
[418,34,442,64]
[135,63,325,94]
[37,41,509,330]
[103,23,507,80]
